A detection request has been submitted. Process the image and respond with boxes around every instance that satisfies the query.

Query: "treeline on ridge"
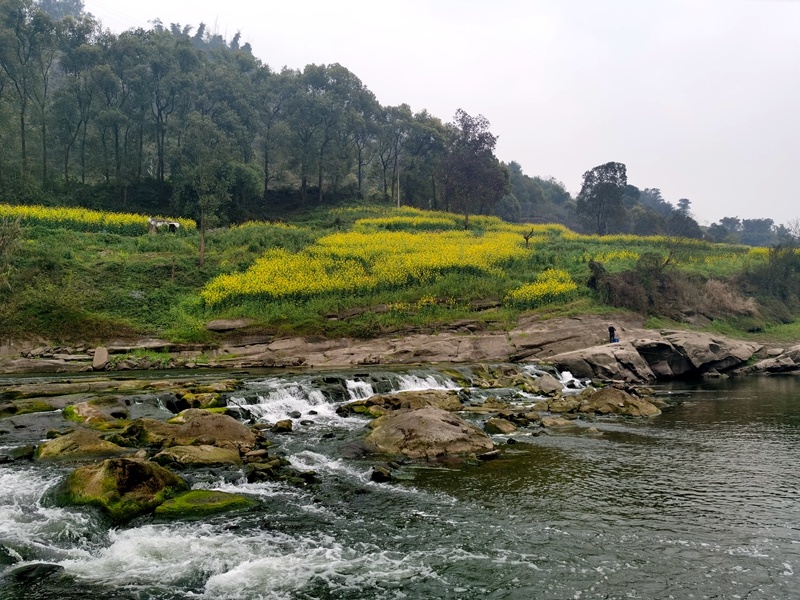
[0,0,795,247]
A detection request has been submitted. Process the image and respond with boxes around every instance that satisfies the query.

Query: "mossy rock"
[36,428,132,461]
[152,444,242,467]
[179,392,225,409]
[10,398,62,416]
[154,490,256,519]
[191,379,240,393]
[65,397,129,425]
[52,457,189,524]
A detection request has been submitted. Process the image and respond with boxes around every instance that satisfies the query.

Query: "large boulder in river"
[52,457,188,523]
[37,428,131,461]
[365,407,493,459]
[152,444,243,467]
[578,388,661,417]
[119,409,256,451]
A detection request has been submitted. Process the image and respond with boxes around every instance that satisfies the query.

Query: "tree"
[740,218,775,247]
[375,104,413,204]
[667,210,703,239]
[398,109,446,208]
[575,161,627,234]
[254,67,292,203]
[440,109,507,228]
[0,0,55,177]
[172,112,231,266]
[36,0,84,20]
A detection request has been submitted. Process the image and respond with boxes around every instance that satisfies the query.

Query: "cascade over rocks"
[337,389,463,417]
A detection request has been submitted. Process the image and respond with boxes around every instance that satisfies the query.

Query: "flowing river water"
[1,368,800,599]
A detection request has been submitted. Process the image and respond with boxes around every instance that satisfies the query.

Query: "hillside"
[1,202,799,352]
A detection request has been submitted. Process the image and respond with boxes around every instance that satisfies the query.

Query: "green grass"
[1,202,795,344]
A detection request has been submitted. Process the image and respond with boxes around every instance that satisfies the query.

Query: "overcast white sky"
[82,0,800,225]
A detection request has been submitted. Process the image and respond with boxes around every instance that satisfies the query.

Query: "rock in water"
[578,387,661,417]
[365,407,493,459]
[154,490,256,519]
[53,457,188,523]
[152,444,243,467]
[484,417,517,435]
[36,428,130,461]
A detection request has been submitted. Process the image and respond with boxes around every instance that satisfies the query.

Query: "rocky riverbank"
[0,360,664,524]
[2,314,798,380]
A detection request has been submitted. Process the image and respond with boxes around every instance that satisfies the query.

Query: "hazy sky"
[81,0,800,226]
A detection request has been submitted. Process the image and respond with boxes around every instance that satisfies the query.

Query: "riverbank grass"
[2,202,791,344]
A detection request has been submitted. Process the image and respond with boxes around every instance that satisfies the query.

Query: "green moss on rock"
[53,457,189,524]
[154,490,256,519]
[36,428,131,461]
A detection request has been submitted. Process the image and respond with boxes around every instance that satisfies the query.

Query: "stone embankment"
[2,314,792,380]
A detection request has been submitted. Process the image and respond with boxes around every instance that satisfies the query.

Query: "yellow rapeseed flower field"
[0,203,195,235]
[505,269,578,309]
[201,228,528,305]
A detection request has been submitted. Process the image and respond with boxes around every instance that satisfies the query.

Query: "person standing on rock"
[608,325,617,344]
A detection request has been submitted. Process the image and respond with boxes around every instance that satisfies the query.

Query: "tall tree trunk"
[199,211,206,266]
[317,165,323,204]
[357,151,363,199]
[262,141,270,204]
[19,102,27,173]
[80,122,87,185]
[41,121,47,184]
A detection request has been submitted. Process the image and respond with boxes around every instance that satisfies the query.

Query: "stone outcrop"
[0,314,774,383]
[734,344,800,375]
[544,343,655,382]
[92,347,109,370]
[365,407,494,459]
[546,330,761,383]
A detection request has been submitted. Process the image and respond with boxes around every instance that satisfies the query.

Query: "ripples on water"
[2,372,800,599]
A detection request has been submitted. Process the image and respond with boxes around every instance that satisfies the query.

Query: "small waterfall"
[392,373,460,392]
[229,378,338,425]
[520,364,590,394]
[345,379,374,400]
[229,370,463,427]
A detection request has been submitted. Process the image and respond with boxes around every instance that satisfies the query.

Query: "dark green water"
[2,372,800,599]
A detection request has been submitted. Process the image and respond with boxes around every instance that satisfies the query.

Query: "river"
[1,369,799,599]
